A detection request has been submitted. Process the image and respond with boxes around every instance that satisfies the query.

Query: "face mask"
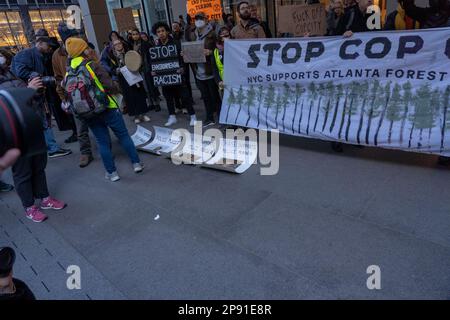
[0,56,6,65]
[195,20,205,28]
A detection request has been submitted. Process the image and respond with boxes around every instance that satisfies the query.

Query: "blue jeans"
[87,109,140,174]
[43,125,60,153]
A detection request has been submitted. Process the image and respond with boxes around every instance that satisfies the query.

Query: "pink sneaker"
[40,197,67,211]
[26,206,48,223]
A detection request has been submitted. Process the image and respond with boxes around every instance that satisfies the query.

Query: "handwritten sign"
[277,4,327,37]
[113,8,136,33]
[140,126,183,155]
[182,41,206,64]
[187,0,223,21]
[149,44,183,86]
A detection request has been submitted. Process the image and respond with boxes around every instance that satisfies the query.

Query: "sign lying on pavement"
[221,28,450,156]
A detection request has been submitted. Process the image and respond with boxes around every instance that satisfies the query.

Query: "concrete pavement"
[0,91,449,299]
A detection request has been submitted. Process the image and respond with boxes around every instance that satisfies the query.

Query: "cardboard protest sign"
[149,44,183,87]
[113,8,136,33]
[187,0,223,21]
[182,41,206,64]
[277,4,327,36]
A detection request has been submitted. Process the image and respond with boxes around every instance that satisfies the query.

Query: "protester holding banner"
[384,0,421,30]
[231,1,267,39]
[186,12,221,127]
[150,22,197,127]
[337,0,374,36]
[213,27,231,98]
[249,4,272,38]
[326,0,346,35]
[403,0,450,28]
[65,38,144,182]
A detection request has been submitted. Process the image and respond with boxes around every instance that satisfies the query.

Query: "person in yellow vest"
[64,38,144,182]
[213,27,231,99]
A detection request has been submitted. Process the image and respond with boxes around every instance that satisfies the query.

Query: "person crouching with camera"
[0,48,67,223]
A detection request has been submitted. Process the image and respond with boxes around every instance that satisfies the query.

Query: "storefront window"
[39,9,65,38]
[143,0,169,33]
[0,11,27,49]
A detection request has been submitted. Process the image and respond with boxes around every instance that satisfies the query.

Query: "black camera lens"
[0,88,47,157]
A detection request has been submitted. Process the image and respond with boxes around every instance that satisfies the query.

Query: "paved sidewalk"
[0,91,449,299]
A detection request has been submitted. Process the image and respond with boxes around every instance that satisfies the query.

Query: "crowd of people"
[0,0,447,228]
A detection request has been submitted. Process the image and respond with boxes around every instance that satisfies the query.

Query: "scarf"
[195,23,213,41]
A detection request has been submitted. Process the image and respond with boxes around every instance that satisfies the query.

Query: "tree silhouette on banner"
[225,87,236,123]
[329,83,344,133]
[385,83,403,145]
[292,83,305,134]
[345,81,360,142]
[306,82,317,135]
[441,86,450,152]
[374,81,392,146]
[234,85,245,124]
[245,85,257,127]
[255,85,265,128]
[400,82,413,145]
[321,81,335,133]
[281,82,292,131]
[264,85,276,130]
[313,83,325,133]
[356,80,369,145]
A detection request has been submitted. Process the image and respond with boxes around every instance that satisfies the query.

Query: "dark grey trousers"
[75,115,93,156]
[12,153,49,208]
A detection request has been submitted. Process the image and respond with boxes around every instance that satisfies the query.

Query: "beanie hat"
[65,37,89,58]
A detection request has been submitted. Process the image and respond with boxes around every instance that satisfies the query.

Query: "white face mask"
[195,20,205,29]
[0,56,6,65]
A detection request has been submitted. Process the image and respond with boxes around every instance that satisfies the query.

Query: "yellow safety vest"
[214,48,224,81]
[69,56,118,109]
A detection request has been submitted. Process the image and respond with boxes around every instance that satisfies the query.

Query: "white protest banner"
[149,44,183,87]
[120,66,144,86]
[140,126,183,155]
[131,125,153,147]
[220,28,450,156]
[201,137,258,174]
[182,41,206,63]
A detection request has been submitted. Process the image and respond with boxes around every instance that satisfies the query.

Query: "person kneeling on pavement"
[63,38,144,182]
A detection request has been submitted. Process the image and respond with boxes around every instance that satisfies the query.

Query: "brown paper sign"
[277,4,327,37]
[182,41,206,64]
[113,8,136,33]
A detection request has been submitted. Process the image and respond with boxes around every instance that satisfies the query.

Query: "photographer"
[0,48,67,223]
[11,31,72,159]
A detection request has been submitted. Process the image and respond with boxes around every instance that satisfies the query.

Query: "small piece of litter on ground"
[154,215,160,221]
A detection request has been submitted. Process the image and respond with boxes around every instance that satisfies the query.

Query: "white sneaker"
[190,115,198,127]
[165,115,177,127]
[134,118,141,124]
[142,115,151,122]
[105,171,120,182]
[133,163,144,173]
[182,108,188,115]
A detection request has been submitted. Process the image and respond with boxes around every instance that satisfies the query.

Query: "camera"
[0,88,47,157]
[29,72,56,87]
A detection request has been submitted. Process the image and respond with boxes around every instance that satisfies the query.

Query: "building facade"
[0,0,78,49]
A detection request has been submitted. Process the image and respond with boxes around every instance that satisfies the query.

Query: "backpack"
[64,61,109,119]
